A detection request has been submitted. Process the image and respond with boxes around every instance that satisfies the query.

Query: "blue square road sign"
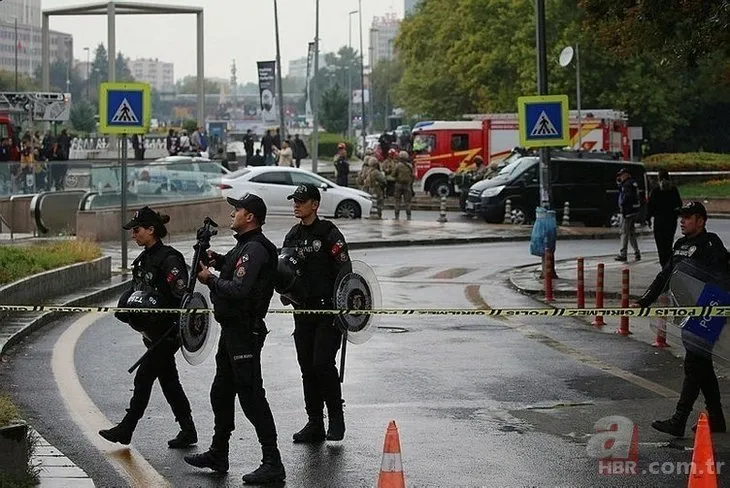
[517,95,570,148]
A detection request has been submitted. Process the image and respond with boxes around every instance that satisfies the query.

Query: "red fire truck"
[411,110,631,196]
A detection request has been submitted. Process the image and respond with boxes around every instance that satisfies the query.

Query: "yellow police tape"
[0,304,727,318]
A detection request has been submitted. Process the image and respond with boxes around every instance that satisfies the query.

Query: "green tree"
[176,76,221,94]
[0,71,37,91]
[320,85,348,134]
[69,100,97,133]
[182,119,199,133]
[33,60,84,101]
[371,58,405,132]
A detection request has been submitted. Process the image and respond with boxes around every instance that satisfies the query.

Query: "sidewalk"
[507,253,708,365]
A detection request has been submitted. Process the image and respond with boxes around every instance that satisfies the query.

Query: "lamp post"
[347,10,358,140]
[384,38,393,131]
[357,0,366,153]
[559,44,581,150]
[273,0,286,144]
[84,47,90,99]
[311,0,321,172]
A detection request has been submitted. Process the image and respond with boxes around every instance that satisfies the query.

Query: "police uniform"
[638,202,729,436]
[283,183,352,443]
[184,194,285,484]
[100,207,196,448]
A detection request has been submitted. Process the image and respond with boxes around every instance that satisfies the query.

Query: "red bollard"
[652,294,670,348]
[592,263,605,328]
[617,268,631,336]
[577,257,585,309]
[544,248,554,302]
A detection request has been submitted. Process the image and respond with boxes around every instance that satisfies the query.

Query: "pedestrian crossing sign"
[517,95,570,148]
[99,82,151,134]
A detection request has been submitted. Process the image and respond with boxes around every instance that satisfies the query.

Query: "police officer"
[100,207,197,448]
[185,193,286,485]
[393,151,414,220]
[283,183,352,443]
[637,201,729,437]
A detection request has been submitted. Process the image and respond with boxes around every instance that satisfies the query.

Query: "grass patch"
[644,152,730,171]
[0,394,20,428]
[678,180,730,199]
[0,240,101,286]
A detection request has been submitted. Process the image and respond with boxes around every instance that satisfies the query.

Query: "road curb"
[1,277,131,358]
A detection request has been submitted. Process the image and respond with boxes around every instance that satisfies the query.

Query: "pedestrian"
[282,183,351,443]
[244,129,255,164]
[100,207,197,449]
[393,151,414,220]
[262,130,275,166]
[333,143,349,187]
[185,194,286,484]
[615,168,641,261]
[647,169,683,268]
[637,201,728,437]
[278,140,294,167]
[293,134,308,168]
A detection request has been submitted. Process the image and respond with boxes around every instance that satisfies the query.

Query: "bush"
[0,395,20,428]
[308,133,355,159]
[643,152,730,171]
[0,240,101,286]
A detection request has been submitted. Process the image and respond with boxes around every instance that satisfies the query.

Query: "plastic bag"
[530,207,557,257]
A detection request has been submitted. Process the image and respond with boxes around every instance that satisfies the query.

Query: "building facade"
[0,0,42,28]
[0,21,72,78]
[288,56,308,80]
[128,58,174,92]
[369,13,400,63]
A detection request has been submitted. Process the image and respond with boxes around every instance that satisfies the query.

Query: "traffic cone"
[688,412,718,488]
[377,420,405,488]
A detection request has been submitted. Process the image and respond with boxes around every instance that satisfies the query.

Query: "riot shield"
[179,291,217,366]
[332,260,382,345]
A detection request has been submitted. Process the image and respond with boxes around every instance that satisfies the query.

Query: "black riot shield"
[332,260,382,345]
[179,291,217,366]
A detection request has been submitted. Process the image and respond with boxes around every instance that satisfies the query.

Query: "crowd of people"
[0,129,72,194]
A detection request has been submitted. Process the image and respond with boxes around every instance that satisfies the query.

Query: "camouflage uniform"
[357,159,371,189]
[381,157,397,197]
[365,157,387,219]
[393,152,414,220]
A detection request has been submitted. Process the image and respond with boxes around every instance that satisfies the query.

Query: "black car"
[464,155,646,227]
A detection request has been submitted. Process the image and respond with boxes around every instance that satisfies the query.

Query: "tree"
[69,100,97,133]
[0,71,37,91]
[115,52,134,82]
[33,60,84,101]
[176,76,221,94]
[320,85,348,134]
[371,58,405,132]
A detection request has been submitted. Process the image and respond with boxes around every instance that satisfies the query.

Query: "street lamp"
[559,44,581,150]
[273,0,286,144]
[312,0,321,172]
[347,9,358,140]
[357,0,366,153]
[384,38,393,131]
[84,46,90,99]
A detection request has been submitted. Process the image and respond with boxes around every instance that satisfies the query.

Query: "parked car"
[218,166,374,219]
[128,156,230,196]
[465,155,647,227]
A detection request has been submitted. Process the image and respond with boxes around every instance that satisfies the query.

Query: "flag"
[257,60,277,123]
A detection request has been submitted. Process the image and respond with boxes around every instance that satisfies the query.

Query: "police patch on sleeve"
[331,240,344,256]
[236,266,246,278]
[175,278,186,292]
[166,267,180,283]
[339,252,349,262]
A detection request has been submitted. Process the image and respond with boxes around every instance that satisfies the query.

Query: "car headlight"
[481,185,505,198]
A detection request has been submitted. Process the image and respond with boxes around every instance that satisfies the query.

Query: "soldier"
[366,156,387,219]
[185,194,286,484]
[393,151,414,220]
[101,207,197,449]
[283,183,352,443]
[381,148,398,197]
[356,156,371,190]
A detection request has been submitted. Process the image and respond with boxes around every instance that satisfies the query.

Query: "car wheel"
[429,177,451,198]
[335,200,361,219]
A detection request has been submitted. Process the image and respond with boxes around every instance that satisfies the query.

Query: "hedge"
[0,240,101,285]
[643,152,730,171]
[307,133,355,159]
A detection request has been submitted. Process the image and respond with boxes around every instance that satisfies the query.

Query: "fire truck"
[411,109,631,197]
[0,92,71,160]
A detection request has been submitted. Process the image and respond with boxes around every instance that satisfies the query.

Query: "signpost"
[517,94,569,207]
[99,82,151,271]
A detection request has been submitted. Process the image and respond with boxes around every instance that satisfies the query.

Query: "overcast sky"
[43,0,403,82]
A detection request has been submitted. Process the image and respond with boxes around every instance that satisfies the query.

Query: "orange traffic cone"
[688,412,718,488]
[377,420,405,488]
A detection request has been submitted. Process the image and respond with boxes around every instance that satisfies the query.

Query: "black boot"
[241,447,286,485]
[168,416,198,449]
[292,419,325,443]
[326,411,345,441]
[183,447,229,473]
[652,412,689,437]
[99,417,137,445]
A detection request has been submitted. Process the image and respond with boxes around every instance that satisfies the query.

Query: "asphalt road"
[3,237,730,487]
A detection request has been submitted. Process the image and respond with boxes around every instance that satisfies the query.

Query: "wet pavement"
[3,238,730,487]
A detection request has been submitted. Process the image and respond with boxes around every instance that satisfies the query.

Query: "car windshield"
[412,134,434,154]
[497,157,536,177]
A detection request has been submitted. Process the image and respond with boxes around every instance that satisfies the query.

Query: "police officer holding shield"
[185,193,286,485]
[282,183,352,443]
[637,201,729,437]
[101,207,197,448]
